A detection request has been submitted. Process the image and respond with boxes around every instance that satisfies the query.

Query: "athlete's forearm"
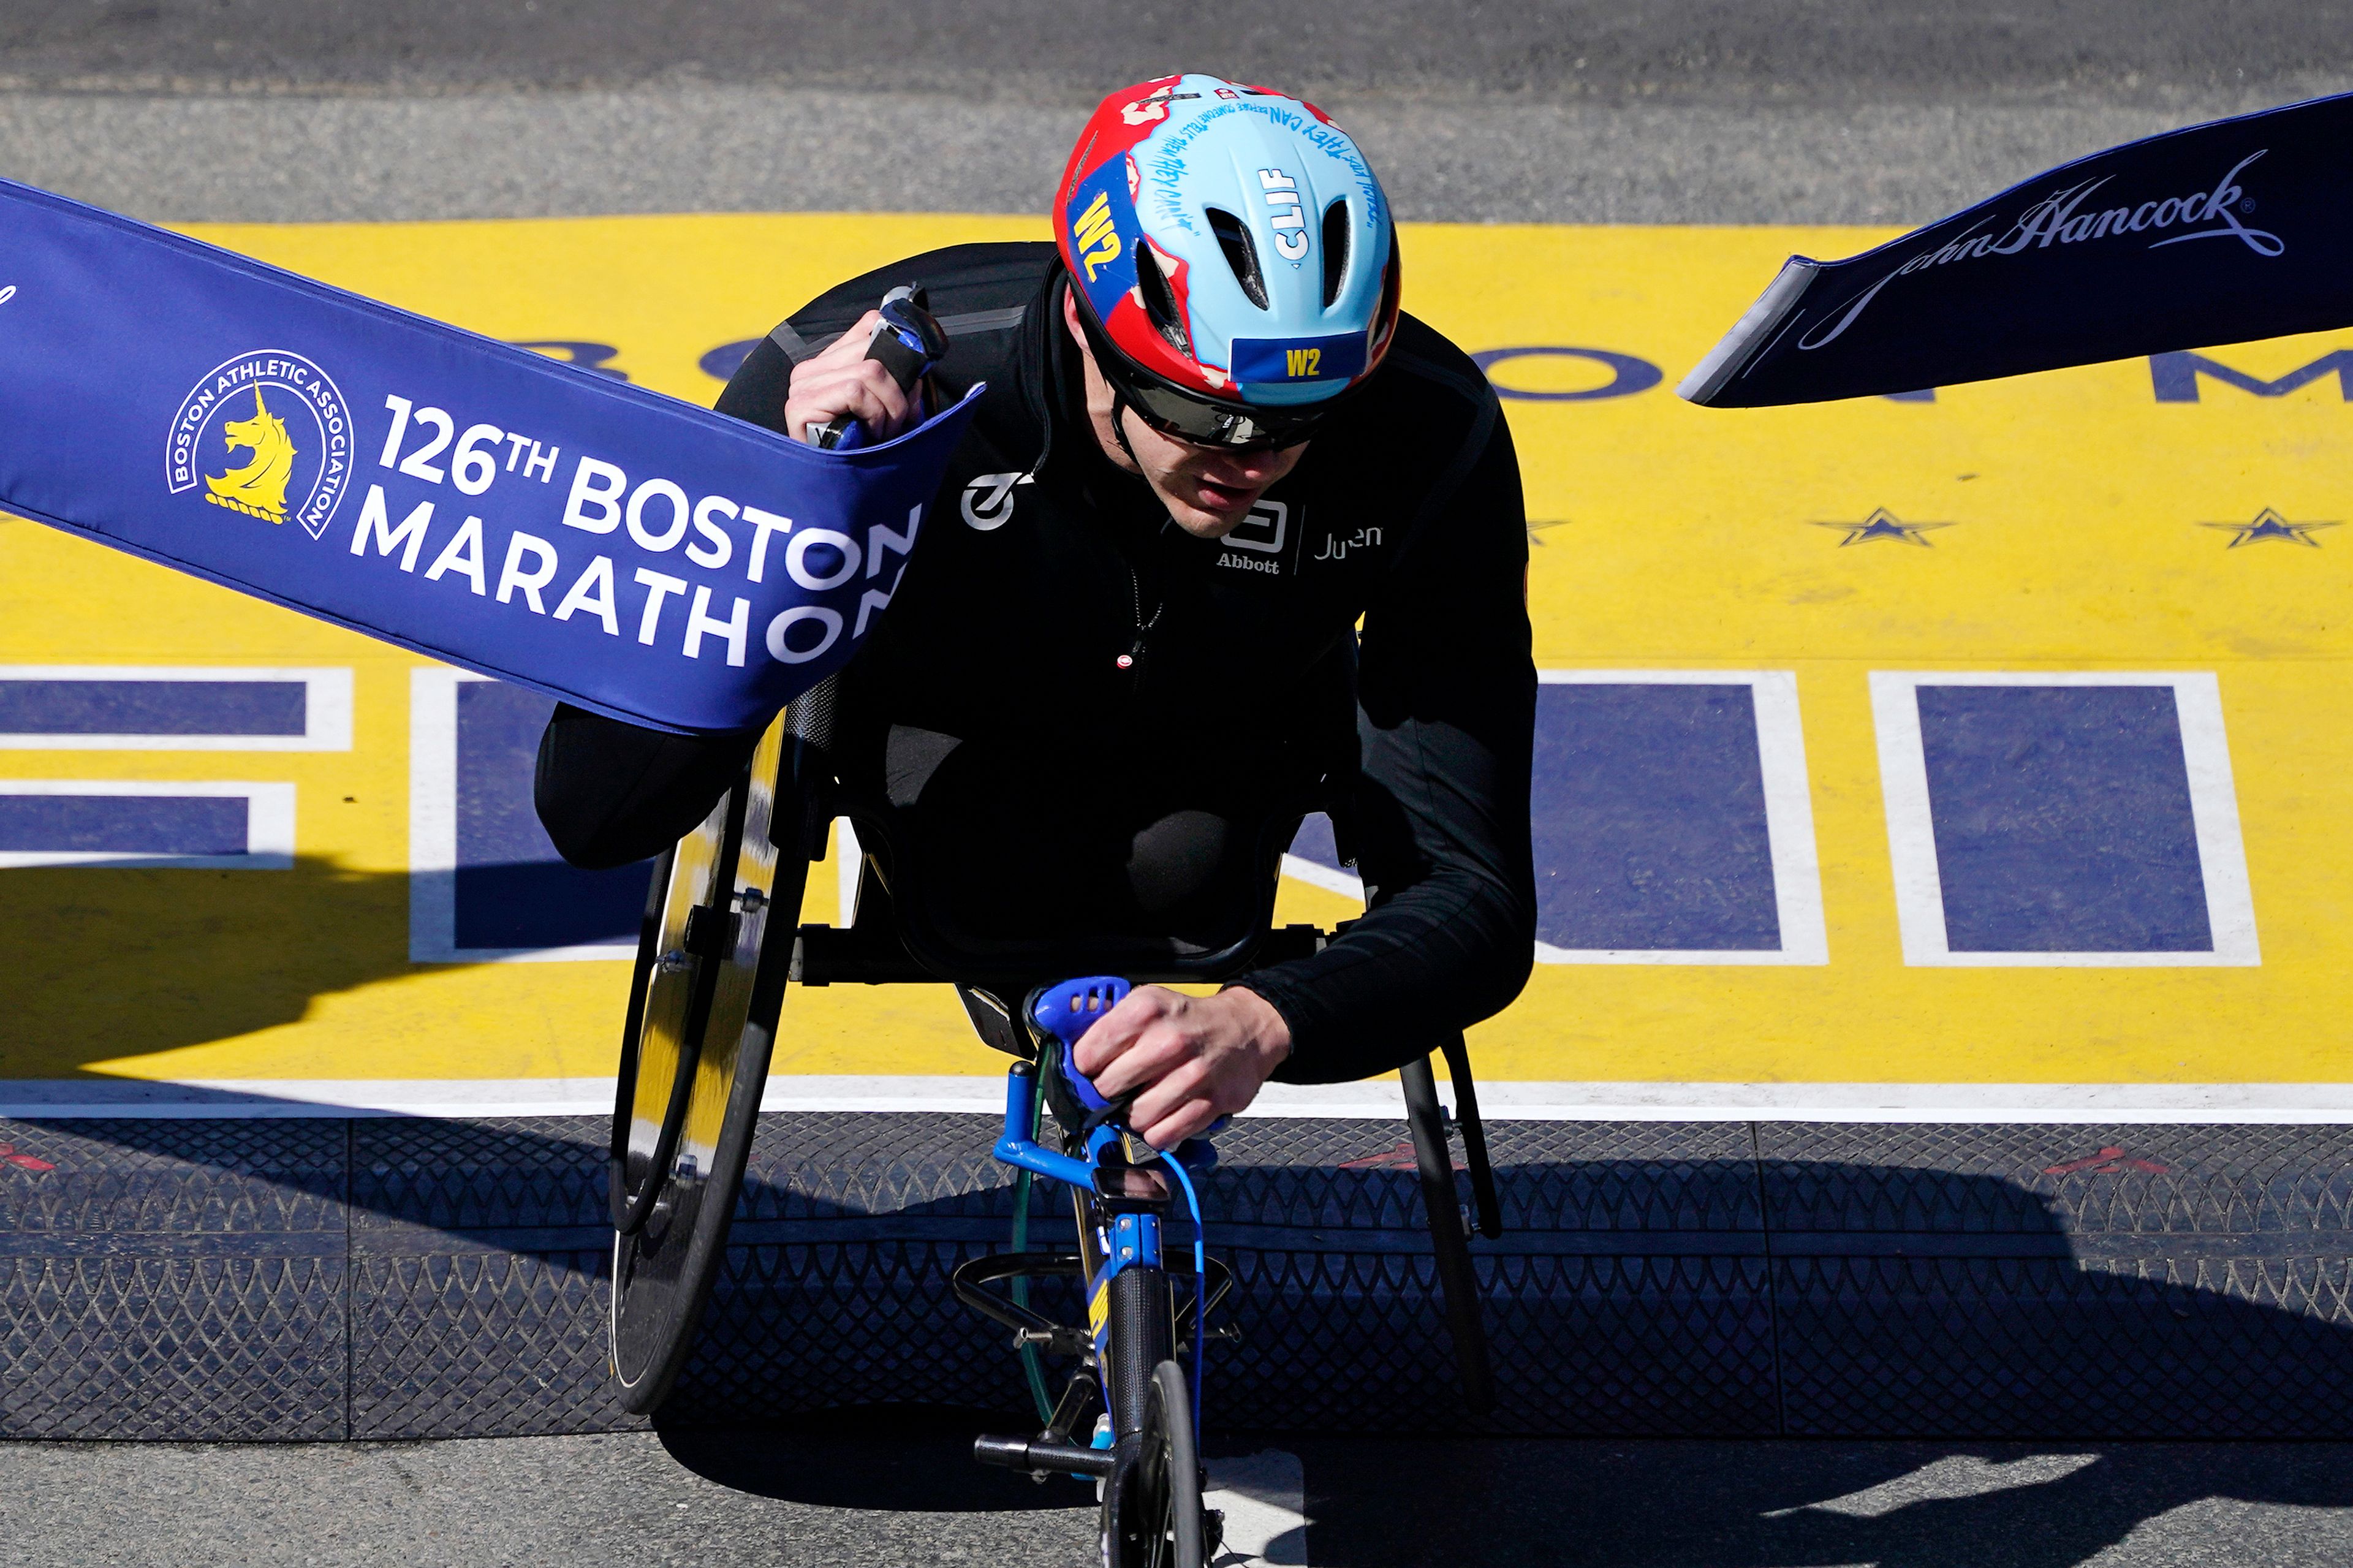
[1246,888,1534,1082]
[1249,388,1537,1081]
[1246,711,1537,1082]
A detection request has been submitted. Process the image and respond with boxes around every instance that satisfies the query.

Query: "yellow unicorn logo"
[204,387,297,522]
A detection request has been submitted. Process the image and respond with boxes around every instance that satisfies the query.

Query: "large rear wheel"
[608,711,807,1412]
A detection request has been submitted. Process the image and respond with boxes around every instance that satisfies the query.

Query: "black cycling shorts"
[534,703,1308,948]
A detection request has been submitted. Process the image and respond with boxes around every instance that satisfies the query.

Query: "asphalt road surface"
[2,1,2351,222]
[6,0,2352,102]
[7,5,2353,1565]
[6,1428,2353,1567]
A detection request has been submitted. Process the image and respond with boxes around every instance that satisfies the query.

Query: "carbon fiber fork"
[1107,1260,1172,1438]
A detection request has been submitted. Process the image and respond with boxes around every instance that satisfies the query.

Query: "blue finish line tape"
[0,179,979,733]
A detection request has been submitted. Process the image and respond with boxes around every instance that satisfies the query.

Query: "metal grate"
[7,1112,2353,1439]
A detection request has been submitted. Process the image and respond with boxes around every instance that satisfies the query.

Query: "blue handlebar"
[1032,975,1130,1115]
[993,1065,1095,1190]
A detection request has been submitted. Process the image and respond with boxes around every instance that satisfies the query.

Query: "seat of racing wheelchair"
[779,676,1336,1029]
[605,675,1504,1415]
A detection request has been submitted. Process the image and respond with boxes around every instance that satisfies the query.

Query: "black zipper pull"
[1116,637,1145,672]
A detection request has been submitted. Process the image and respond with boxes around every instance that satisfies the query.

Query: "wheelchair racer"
[537,73,1536,1149]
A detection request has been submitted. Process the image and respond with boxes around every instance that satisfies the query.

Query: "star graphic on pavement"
[1811,508,1954,547]
[2200,508,2340,548]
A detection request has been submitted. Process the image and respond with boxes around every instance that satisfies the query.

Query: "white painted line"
[1753,670,1831,964]
[1279,852,1362,902]
[2175,673,2262,964]
[838,816,863,925]
[0,664,352,751]
[1207,1449,1308,1567]
[7,1076,2353,1123]
[1252,1079,2353,1123]
[408,665,461,962]
[1533,670,1828,965]
[1531,939,1811,964]
[1871,672,1951,964]
[0,778,295,869]
[408,666,634,963]
[1871,670,2260,966]
[245,781,296,864]
[0,1078,621,1119]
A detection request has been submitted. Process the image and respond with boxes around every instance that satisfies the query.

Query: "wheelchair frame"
[606,686,1505,1551]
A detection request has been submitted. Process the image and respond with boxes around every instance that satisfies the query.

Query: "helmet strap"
[1061,270,1146,470]
[1104,387,1143,468]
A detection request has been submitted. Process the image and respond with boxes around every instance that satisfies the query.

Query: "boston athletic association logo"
[164,350,355,539]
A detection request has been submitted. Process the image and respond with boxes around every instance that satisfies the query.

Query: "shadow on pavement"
[655,1406,1095,1515]
[0,855,428,1076]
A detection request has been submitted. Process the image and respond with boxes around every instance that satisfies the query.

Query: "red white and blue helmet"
[1056,73,1403,450]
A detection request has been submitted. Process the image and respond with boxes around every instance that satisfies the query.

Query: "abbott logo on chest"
[1216,499,1289,577]
[1221,499,1286,553]
[961,471,1031,531]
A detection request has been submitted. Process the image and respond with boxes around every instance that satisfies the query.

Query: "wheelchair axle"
[974,1433,1116,1480]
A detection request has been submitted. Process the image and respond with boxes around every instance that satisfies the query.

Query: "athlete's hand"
[784,309,922,446]
[1074,986,1293,1149]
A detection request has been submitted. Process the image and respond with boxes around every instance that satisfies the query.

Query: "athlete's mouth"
[1191,475,1257,513]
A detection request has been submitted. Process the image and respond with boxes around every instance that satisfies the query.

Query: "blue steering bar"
[989,974,1132,1186]
[991,1067,1095,1189]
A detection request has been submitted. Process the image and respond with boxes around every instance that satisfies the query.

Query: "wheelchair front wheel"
[1104,1359,1205,1568]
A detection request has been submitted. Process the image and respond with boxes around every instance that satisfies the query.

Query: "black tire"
[609,712,806,1414]
[1104,1359,1204,1568]
[1401,1053,1495,1412]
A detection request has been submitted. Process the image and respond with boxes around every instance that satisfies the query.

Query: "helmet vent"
[1321,200,1351,307]
[1135,243,1192,355]
[1207,207,1269,311]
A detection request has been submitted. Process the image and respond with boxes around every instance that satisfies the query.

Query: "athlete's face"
[1064,293,1308,539]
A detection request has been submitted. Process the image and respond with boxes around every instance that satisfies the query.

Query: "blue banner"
[1680,92,2353,407]
[0,180,980,733]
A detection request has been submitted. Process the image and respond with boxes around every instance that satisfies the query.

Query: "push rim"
[609,713,805,1410]
[609,782,744,1235]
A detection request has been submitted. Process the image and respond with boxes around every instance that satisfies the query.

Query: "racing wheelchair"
[604,286,1499,1563]
[605,687,1502,1561]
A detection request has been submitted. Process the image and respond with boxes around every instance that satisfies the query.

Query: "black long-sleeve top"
[547,241,1535,1083]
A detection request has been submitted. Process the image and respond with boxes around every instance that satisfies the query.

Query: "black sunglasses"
[1075,299,1344,452]
[1116,376,1333,452]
